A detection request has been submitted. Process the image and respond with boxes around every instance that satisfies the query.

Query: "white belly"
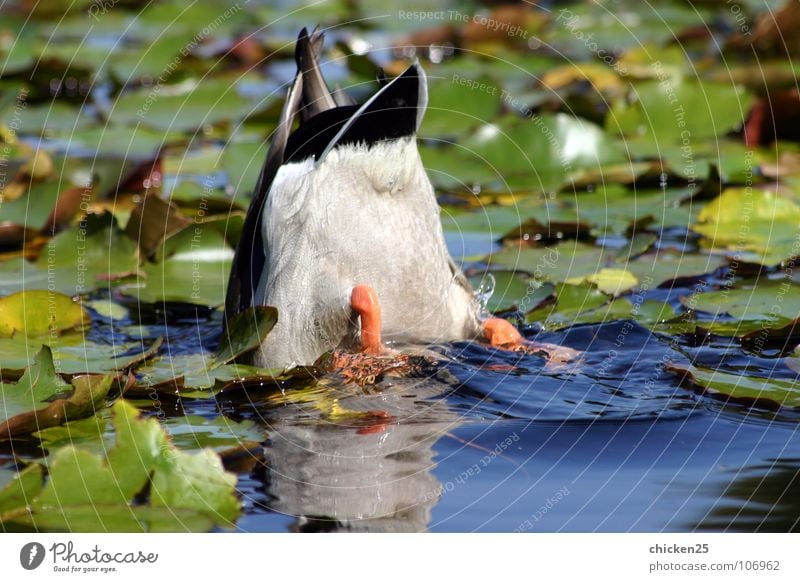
[254,138,479,368]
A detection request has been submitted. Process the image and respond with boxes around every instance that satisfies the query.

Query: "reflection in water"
[216,324,800,532]
[239,367,463,532]
[267,419,455,532]
[693,458,800,532]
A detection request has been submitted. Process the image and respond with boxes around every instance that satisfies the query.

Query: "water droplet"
[475,272,496,316]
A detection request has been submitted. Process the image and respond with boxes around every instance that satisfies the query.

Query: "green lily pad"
[130,221,233,305]
[549,186,695,237]
[669,364,800,410]
[113,78,258,132]
[463,113,627,194]
[526,282,612,328]
[0,101,96,135]
[622,250,727,289]
[469,271,548,313]
[133,353,274,394]
[568,267,638,295]
[61,125,169,159]
[214,306,278,366]
[441,199,543,236]
[164,415,264,451]
[608,79,753,144]
[0,334,162,377]
[692,188,800,265]
[556,297,681,330]
[0,180,68,231]
[549,1,711,58]
[420,143,503,191]
[0,290,89,337]
[488,240,608,282]
[0,346,120,439]
[684,280,800,322]
[421,74,501,138]
[29,213,140,295]
[0,400,240,532]
[33,413,111,455]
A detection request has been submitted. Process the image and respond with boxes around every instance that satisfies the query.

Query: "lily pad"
[214,306,278,366]
[113,78,259,132]
[421,74,501,138]
[30,213,140,295]
[133,353,274,394]
[488,240,608,282]
[469,270,547,313]
[61,125,168,159]
[692,188,800,265]
[0,334,162,377]
[164,415,264,451]
[567,267,638,295]
[130,222,233,305]
[669,364,800,410]
[684,280,800,322]
[526,282,612,328]
[0,290,89,337]
[463,113,627,193]
[0,346,120,439]
[0,101,96,135]
[622,250,727,289]
[608,79,753,144]
[0,400,240,532]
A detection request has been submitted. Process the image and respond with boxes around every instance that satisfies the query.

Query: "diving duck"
[226,27,571,369]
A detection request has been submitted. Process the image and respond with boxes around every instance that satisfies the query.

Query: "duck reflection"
[250,367,462,532]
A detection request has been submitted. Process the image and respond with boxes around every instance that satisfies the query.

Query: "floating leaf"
[608,79,753,144]
[164,415,264,451]
[61,125,168,159]
[469,271,548,313]
[125,194,191,257]
[0,400,240,531]
[692,188,800,265]
[27,213,140,295]
[669,364,800,410]
[685,280,800,321]
[568,267,638,295]
[132,353,274,394]
[488,240,608,282]
[0,102,96,135]
[113,78,258,132]
[622,250,727,289]
[0,465,43,516]
[421,74,501,137]
[214,306,278,366]
[463,113,627,193]
[130,222,233,305]
[0,346,120,439]
[0,335,161,377]
[0,290,89,337]
[526,282,611,328]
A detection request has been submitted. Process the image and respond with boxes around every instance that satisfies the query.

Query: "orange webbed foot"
[351,283,383,354]
[482,318,581,364]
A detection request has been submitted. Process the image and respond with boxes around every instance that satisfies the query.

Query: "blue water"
[214,318,800,532]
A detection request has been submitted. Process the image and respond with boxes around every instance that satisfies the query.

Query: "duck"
[225,26,573,370]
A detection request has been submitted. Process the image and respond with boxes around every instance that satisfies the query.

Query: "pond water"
[117,241,798,533]
[2,0,800,534]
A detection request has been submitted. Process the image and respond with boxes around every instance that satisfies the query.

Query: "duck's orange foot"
[482,318,581,363]
[351,283,383,354]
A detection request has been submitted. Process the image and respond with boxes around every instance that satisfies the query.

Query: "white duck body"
[254,137,480,368]
[226,28,482,369]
